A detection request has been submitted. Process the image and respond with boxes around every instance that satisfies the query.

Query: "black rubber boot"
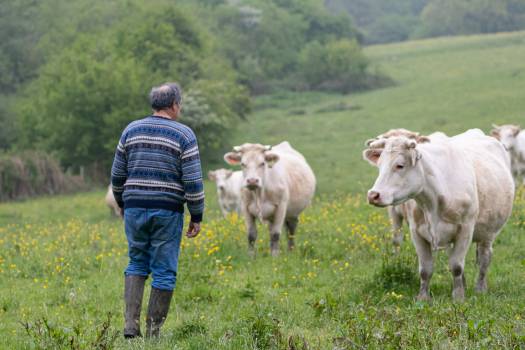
[145,288,173,338]
[123,275,146,338]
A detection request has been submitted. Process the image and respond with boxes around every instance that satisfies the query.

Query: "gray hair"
[149,82,182,111]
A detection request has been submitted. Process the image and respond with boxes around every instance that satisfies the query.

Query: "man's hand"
[186,221,201,238]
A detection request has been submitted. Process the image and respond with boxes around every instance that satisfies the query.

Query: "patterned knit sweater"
[111,115,205,222]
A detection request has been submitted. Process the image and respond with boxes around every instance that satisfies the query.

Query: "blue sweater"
[111,115,205,222]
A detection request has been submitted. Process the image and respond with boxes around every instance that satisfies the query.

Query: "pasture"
[1,31,525,349]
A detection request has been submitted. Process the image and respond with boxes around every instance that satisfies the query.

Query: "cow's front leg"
[245,212,258,257]
[411,230,433,301]
[269,203,287,257]
[449,224,474,301]
[475,240,493,293]
[285,217,298,251]
[389,206,404,247]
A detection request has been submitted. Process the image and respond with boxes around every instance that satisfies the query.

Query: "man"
[111,82,204,338]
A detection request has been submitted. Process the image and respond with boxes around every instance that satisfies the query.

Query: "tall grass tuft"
[0,151,85,201]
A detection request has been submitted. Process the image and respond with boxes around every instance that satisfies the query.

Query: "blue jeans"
[124,208,184,291]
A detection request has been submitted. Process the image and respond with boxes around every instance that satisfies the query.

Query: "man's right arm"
[111,133,128,209]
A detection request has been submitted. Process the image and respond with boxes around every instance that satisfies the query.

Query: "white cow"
[224,142,316,256]
[364,130,514,300]
[490,124,525,185]
[105,185,122,218]
[365,129,447,246]
[208,169,243,217]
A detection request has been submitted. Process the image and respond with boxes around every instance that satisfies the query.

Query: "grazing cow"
[105,185,122,218]
[365,129,446,246]
[364,130,514,300]
[208,169,243,217]
[490,124,525,185]
[224,142,316,256]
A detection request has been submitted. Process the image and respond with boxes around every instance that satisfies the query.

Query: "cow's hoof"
[248,249,256,259]
[271,249,280,257]
[475,282,487,293]
[416,293,432,302]
[452,289,465,302]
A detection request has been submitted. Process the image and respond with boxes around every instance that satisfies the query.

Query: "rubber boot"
[145,288,173,337]
[123,275,146,338]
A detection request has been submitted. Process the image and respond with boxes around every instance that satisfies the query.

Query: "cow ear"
[406,141,421,165]
[264,152,280,168]
[363,149,382,166]
[224,152,242,165]
[208,171,217,181]
[513,126,521,136]
[416,135,431,143]
[365,138,377,147]
[490,129,501,140]
[410,149,422,166]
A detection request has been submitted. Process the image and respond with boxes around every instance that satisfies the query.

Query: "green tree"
[299,39,369,92]
[18,3,249,171]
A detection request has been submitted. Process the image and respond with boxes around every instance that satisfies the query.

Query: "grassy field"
[225,31,525,195]
[1,31,525,349]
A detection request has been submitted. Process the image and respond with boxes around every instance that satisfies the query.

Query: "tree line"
[326,0,525,44]
[0,0,385,178]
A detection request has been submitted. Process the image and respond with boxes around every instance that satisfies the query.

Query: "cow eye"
[396,164,405,170]
[241,163,246,168]
[259,162,265,167]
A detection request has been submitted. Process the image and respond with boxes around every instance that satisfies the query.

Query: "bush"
[299,39,372,92]
[0,151,84,201]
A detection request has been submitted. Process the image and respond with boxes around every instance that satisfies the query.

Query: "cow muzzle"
[245,178,260,191]
[367,190,386,207]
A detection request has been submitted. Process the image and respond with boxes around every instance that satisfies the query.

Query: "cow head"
[224,143,279,191]
[490,124,521,151]
[363,137,424,207]
[208,169,233,193]
[364,128,430,148]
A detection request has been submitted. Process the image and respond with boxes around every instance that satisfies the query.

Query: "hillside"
[1,32,525,350]
[226,31,525,195]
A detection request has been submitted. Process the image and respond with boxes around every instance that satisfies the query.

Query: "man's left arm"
[181,130,205,228]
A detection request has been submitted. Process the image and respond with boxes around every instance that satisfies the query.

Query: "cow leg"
[285,217,298,251]
[269,203,287,257]
[475,241,493,293]
[218,199,228,218]
[245,213,258,257]
[389,206,404,247]
[411,231,433,301]
[448,225,473,301]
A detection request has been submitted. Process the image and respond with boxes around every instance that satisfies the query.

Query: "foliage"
[17,1,250,171]
[299,39,373,92]
[204,0,365,93]
[327,0,525,44]
[416,0,525,38]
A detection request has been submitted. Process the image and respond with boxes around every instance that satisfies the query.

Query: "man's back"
[111,115,204,223]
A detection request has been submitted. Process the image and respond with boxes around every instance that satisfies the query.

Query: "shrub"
[299,39,377,93]
[0,151,84,201]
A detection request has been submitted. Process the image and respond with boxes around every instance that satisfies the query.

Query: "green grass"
[1,31,525,349]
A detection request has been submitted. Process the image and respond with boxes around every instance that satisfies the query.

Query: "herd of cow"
[106,124,525,301]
